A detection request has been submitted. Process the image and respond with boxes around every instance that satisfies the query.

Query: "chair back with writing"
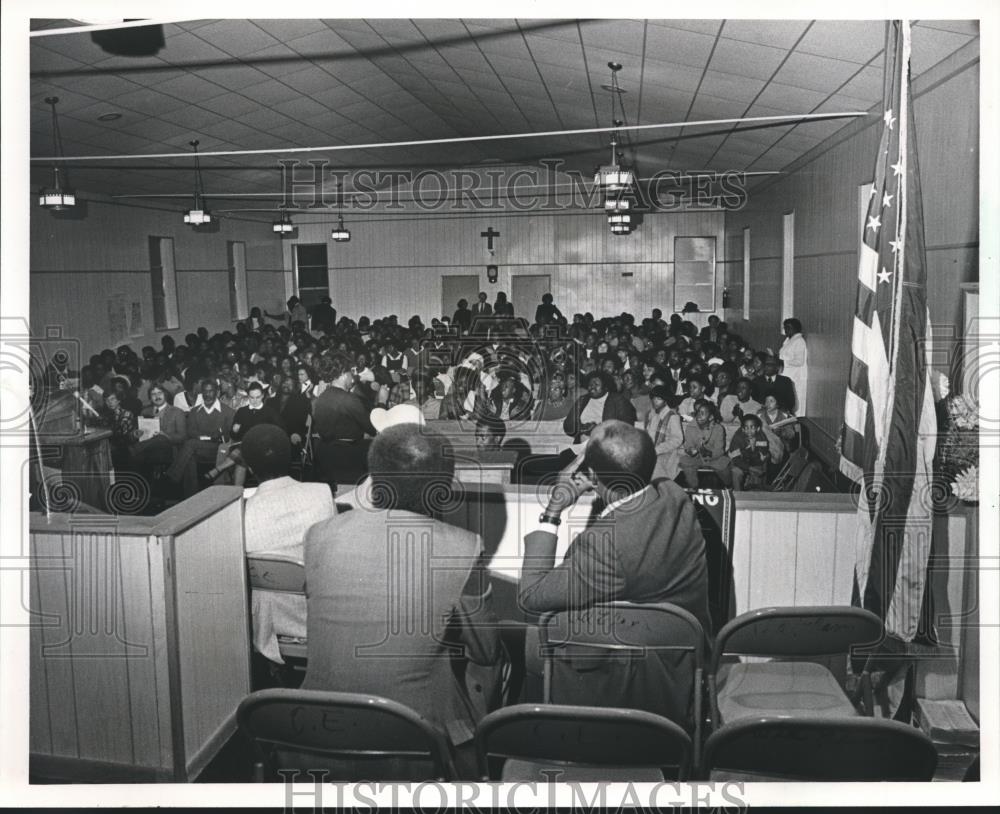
[237,689,457,781]
[702,716,937,781]
[475,703,692,781]
[540,602,706,742]
[247,554,306,593]
[710,606,884,674]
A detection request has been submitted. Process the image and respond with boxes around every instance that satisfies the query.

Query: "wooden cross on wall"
[480,226,500,252]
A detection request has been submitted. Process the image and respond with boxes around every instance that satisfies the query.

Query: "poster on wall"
[129,300,144,337]
[107,294,128,347]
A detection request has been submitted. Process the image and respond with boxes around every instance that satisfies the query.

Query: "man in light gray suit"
[301,424,503,777]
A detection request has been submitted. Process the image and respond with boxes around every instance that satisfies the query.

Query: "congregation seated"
[65,295,811,505]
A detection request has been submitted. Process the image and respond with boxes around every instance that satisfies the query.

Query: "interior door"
[511,274,551,321]
[441,275,480,322]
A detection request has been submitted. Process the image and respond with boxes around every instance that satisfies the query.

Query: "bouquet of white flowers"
[937,394,979,504]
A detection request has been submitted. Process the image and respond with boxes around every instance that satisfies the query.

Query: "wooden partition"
[29,487,251,782]
[451,487,977,702]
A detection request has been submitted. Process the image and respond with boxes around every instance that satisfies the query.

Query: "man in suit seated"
[301,424,504,776]
[751,355,797,413]
[518,420,711,723]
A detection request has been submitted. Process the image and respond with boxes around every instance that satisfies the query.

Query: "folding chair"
[247,554,308,662]
[708,606,883,728]
[701,716,937,781]
[237,689,458,781]
[475,703,692,781]
[768,446,808,491]
[539,602,706,767]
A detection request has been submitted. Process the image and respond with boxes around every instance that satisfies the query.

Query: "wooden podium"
[29,487,251,782]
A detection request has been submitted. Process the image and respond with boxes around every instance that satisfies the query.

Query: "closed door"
[441,275,480,321]
[511,274,551,321]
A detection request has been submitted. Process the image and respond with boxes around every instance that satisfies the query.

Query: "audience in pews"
[73,294,806,501]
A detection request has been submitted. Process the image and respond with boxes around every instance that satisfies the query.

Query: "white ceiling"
[28,18,979,214]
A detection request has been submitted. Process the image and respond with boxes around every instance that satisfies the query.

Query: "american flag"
[839,21,938,642]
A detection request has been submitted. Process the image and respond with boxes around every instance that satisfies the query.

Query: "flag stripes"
[839,21,938,642]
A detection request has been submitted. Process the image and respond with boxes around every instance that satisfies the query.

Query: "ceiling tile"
[698,71,766,104]
[243,43,309,77]
[709,38,788,80]
[721,20,811,49]
[688,93,750,120]
[159,105,228,131]
[910,25,974,75]
[915,20,979,37]
[281,66,341,96]
[579,20,647,57]
[647,20,723,37]
[193,20,281,56]
[773,51,864,93]
[198,92,262,118]
[197,64,273,92]
[523,35,585,68]
[795,21,884,63]
[154,73,235,103]
[30,44,87,74]
[157,31,230,65]
[250,19,333,42]
[285,29,359,59]
[642,25,717,70]
[271,96,331,120]
[837,66,883,103]
[640,59,705,93]
[754,81,829,113]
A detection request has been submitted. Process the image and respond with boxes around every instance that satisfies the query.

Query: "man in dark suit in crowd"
[471,291,492,316]
[311,358,376,486]
[520,420,710,631]
[699,314,727,344]
[302,424,503,775]
[310,296,337,334]
[519,420,711,724]
[751,355,797,412]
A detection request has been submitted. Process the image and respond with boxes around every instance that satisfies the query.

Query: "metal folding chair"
[701,715,937,781]
[476,703,692,781]
[238,689,458,781]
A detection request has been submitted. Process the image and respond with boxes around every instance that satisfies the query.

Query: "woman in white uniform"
[779,317,808,415]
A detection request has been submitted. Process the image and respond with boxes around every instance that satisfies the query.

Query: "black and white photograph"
[1,0,997,807]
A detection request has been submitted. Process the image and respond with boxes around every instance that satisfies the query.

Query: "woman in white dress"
[779,318,808,415]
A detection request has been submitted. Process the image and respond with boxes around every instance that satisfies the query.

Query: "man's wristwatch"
[539,512,562,526]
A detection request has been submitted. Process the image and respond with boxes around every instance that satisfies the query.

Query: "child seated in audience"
[644,384,684,480]
[758,394,797,448]
[728,414,774,491]
[677,374,715,420]
[678,399,732,488]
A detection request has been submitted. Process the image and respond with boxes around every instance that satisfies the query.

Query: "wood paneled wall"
[287,197,725,323]
[724,40,979,448]
[30,197,284,357]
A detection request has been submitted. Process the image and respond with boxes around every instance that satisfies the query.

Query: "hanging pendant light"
[38,97,76,210]
[330,177,351,242]
[272,208,295,234]
[594,63,639,237]
[183,139,211,226]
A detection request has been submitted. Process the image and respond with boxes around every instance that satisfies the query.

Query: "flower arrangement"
[936,393,979,504]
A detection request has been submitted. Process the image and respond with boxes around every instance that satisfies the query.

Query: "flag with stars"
[839,21,937,642]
